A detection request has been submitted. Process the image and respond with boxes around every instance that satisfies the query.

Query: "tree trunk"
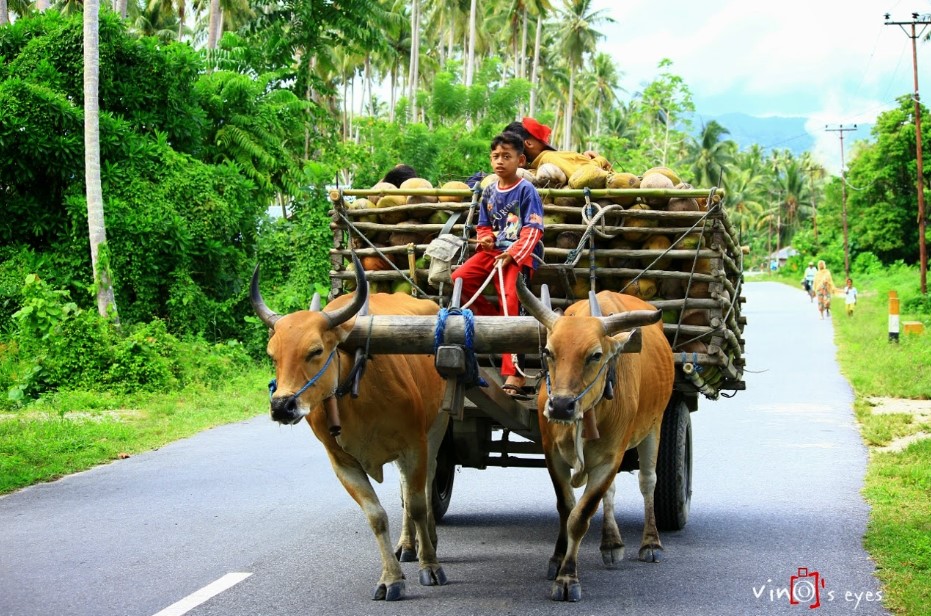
[84,0,119,320]
[529,14,542,116]
[519,8,528,80]
[206,0,221,49]
[0,0,8,26]
[116,0,128,19]
[35,0,49,11]
[466,0,477,87]
[389,64,397,123]
[564,68,575,149]
[409,0,420,122]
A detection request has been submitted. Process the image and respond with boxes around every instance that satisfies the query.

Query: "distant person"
[844,278,858,317]
[452,131,545,399]
[813,260,836,319]
[770,258,778,272]
[802,261,817,302]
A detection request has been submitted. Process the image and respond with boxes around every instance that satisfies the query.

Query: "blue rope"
[268,349,338,402]
[434,308,487,388]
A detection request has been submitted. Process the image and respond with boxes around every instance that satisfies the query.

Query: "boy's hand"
[495,252,515,266]
[472,237,495,252]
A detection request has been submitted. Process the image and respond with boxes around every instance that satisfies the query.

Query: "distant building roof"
[769,247,798,260]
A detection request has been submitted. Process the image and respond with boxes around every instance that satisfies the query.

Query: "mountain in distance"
[691,112,873,157]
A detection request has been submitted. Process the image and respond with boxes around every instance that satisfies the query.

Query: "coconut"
[639,172,675,208]
[658,277,685,299]
[621,203,656,242]
[618,277,657,301]
[401,178,437,221]
[667,195,699,213]
[480,174,499,189]
[388,224,423,247]
[392,279,413,295]
[347,197,378,224]
[643,166,681,186]
[374,194,408,225]
[361,254,393,272]
[570,277,594,299]
[678,340,708,355]
[427,211,452,228]
[534,163,568,188]
[554,196,583,208]
[568,165,610,189]
[680,308,710,327]
[605,172,640,205]
[369,181,396,206]
[685,281,711,299]
[662,309,679,324]
[439,181,471,203]
[517,168,536,183]
[641,235,673,270]
[678,233,704,250]
[556,231,582,250]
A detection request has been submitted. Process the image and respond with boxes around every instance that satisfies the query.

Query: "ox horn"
[517,276,560,330]
[321,254,368,329]
[602,309,663,337]
[250,265,282,328]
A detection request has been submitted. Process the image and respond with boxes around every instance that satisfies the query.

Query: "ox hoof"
[396,547,417,563]
[546,557,561,581]
[419,566,448,586]
[372,580,406,601]
[638,546,663,563]
[550,578,582,602]
[601,546,624,569]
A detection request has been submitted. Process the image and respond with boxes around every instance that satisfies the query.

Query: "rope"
[268,349,337,402]
[333,206,430,297]
[433,307,488,388]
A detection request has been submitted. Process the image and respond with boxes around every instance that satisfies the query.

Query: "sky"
[589,0,931,172]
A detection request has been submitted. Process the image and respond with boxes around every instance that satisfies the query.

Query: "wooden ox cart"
[324,181,746,532]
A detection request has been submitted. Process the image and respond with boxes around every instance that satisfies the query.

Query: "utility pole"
[885,12,930,294]
[826,124,857,278]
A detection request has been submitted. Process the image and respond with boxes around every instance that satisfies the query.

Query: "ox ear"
[602,309,662,337]
[610,327,643,354]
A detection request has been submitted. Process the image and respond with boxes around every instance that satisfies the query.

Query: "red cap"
[522,117,555,150]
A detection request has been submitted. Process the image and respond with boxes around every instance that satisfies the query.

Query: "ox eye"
[587,351,603,364]
[305,348,323,361]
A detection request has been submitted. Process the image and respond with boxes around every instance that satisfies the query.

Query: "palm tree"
[800,152,826,239]
[465,0,478,86]
[84,0,119,319]
[555,0,611,149]
[527,0,553,117]
[582,51,621,144]
[0,0,8,26]
[686,120,736,188]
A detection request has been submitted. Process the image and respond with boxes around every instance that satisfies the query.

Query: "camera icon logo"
[790,567,826,609]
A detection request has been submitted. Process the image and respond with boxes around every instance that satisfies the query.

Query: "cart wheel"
[431,424,456,522]
[654,397,692,531]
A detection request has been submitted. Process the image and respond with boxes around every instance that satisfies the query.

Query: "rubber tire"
[431,424,456,522]
[654,398,692,531]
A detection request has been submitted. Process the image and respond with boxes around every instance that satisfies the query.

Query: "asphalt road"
[0,281,889,616]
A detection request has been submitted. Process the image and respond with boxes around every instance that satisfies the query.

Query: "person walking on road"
[802,261,817,302]
[813,260,835,319]
[844,278,858,317]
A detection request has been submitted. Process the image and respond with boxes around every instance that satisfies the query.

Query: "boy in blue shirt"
[452,131,545,397]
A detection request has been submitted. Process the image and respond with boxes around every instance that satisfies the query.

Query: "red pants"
[451,251,527,377]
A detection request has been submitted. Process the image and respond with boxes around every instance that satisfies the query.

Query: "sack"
[425,234,465,285]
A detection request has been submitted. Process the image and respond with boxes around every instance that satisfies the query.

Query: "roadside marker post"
[888,290,900,343]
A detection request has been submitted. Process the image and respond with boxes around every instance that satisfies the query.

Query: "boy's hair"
[503,121,532,141]
[491,131,525,155]
[381,164,418,187]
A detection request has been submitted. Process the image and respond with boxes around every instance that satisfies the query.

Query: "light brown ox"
[251,258,449,601]
[517,279,675,603]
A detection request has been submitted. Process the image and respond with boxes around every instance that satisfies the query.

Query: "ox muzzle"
[270,394,307,425]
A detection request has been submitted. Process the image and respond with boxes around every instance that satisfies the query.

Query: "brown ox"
[517,280,675,602]
[251,258,449,601]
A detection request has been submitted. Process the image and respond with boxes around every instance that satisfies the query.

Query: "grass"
[769,263,931,614]
[0,368,267,494]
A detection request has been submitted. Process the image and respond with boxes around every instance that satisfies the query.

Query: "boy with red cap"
[505,117,612,178]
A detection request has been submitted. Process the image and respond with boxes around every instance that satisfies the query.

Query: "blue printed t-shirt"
[476,178,545,269]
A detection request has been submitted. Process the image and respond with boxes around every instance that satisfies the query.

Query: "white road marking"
[152,572,252,616]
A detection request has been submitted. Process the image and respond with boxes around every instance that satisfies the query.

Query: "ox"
[251,258,449,601]
[517,279,675,602]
